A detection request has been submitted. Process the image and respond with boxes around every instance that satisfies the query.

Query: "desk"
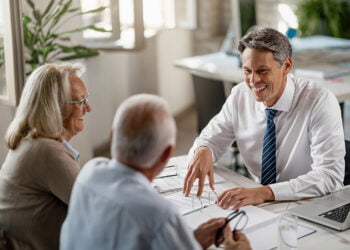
[175,52,350,131]
[175,51,350,103]
[168,155,350,250]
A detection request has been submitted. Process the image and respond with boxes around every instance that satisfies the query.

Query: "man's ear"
[283,57,293,73]
[159,145,173,165]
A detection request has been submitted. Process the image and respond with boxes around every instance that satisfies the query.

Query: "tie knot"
[265,109,278,120]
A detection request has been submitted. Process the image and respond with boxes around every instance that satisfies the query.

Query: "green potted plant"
[23,0,109,74]
[297,0,350,39]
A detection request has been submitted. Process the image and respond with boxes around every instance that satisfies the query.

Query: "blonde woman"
[0,63,91,250]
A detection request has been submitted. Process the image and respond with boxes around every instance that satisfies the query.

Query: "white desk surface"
[175,52,350,103]
[169,155,350,250]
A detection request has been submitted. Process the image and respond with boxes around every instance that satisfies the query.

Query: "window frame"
[0,0,25,106]
[81,0,198,51]
[83,0,145,51]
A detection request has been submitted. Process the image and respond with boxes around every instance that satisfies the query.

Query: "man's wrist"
[261,185,275,201]
[196,146,213,162]
[196,146,210,153]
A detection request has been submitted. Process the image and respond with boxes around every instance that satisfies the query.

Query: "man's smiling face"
[242,48,292,107]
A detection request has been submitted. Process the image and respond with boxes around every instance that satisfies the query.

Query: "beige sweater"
[0,137,80,250]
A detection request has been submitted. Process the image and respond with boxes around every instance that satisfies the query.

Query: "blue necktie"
[261,109,278,185]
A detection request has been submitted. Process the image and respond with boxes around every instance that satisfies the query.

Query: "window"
[80,0,197,50]
[80,0,120,41]
[0,0,25,106]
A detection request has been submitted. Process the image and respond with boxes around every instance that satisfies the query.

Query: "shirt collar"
[110,159,153,190]
[62,140,80,162]
[258,73,295,113]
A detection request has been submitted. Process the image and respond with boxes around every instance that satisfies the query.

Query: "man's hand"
[183,147,214,197]
[224,229,252,250]
[216,186,275,209]
[194,218,226,249]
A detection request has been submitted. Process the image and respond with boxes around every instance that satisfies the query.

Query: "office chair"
[344,140,350,185]
[192,74,226,133]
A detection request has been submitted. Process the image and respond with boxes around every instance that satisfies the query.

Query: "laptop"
[289,188,350,231]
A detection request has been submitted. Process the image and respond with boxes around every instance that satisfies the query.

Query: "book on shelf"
[295,62,350,80]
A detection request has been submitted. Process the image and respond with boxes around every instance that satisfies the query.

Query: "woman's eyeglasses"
[215,210,248,247]
[66,95,89,108]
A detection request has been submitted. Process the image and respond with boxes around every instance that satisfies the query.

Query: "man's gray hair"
[111,94,177,169]
[5,63,85,149]
[238,27,292,66]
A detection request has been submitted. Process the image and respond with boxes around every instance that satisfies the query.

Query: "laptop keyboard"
[319,203,350,223]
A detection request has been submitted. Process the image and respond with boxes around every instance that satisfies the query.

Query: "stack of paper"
[295,63,350,80]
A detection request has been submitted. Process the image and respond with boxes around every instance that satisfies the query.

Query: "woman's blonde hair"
[5,63,85,149]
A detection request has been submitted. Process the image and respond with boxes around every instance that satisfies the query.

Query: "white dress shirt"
[62,140,80,162]
[189,74,345,200]
[60,158,201,250]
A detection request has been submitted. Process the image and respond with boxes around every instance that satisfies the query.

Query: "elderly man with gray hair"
[183,27,345,210]
[60,94,251,250]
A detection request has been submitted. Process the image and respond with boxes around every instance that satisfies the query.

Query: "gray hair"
[238,27,292,66]
[111,94,177,169]
[5,63,85,149]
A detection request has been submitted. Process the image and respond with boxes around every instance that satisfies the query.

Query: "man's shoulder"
[293,75,335,102]
[75,157,111,186]
[122,182,178,217]
[232,81,250,94]
[75,159,178,218]
[294,76,331,94]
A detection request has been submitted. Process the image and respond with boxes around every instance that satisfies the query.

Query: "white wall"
[0,0,194,164]
[157,29,194,115]
[80,29,194,161]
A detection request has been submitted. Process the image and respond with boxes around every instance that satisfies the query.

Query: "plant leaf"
[58,37,71,41]
[23,16,32,24]
[23,0,104,73]
[80,6,108,15]
[39,45,55,55]
[58,24,111,36]
[42,0,56,17]
[59,51,99,61]
[57,45,99,60]
[88,26,111,33]
[67,8,80,13]
[25,0,35,10]
[51,0,74,29]
[32,11,41,25]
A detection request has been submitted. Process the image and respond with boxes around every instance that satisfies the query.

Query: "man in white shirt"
[60,94,251,250]
[183,27,345,210]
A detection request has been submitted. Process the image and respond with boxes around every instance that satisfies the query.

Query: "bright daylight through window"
[80,0,196,49]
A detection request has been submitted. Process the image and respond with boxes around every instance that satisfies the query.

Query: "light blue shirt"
[62,140,80,162]
[60,158,201,250]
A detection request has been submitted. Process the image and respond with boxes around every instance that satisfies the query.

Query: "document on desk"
[164,189,217,215]
[182,203,316,250]
[152,169,226,193]
[183,204,279,234]
[245,221,316,250]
